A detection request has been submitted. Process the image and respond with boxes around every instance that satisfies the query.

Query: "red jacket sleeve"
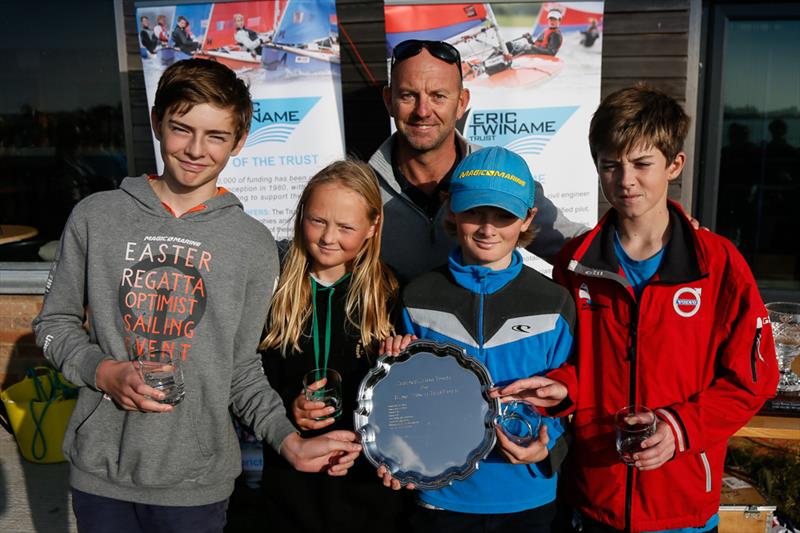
[656,252,779,456]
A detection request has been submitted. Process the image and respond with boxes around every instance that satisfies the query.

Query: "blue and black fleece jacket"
[401,248,575,514]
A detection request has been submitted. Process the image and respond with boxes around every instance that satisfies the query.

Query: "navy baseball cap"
[449,146,535,220]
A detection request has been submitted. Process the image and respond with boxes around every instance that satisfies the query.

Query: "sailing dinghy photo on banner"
[385,1,604,275]
[136,0,345,240]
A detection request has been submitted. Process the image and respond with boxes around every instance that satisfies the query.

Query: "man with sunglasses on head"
[369,39,586,284]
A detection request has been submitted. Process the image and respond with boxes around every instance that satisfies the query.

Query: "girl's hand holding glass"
[292,378,338,431]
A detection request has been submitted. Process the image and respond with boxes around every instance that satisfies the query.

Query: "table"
[0,225,38,245]
[734,414,800,440]
[735,358,800,439]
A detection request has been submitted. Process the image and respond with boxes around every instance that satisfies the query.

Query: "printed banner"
[385,1,603,274]
[137,0,344,240]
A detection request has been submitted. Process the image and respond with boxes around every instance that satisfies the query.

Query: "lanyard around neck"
[310,272,351,377]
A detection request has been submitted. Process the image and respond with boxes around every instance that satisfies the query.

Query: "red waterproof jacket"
[549,202,778,532]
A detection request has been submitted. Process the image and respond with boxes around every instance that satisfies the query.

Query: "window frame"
[0,0,131,294]
[696,1,800,302]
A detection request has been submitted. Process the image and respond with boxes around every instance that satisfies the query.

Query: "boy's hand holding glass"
[495,416,550,464]
[95,358,173,413]
[136,351,184,406]
[493,400,550,464]
[614,405,675,470]
[627,418,675,471]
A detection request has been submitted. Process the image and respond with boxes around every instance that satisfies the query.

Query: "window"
[0,0,126,263]
[699,2,800,297]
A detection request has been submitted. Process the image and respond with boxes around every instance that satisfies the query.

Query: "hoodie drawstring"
[310,273,351,379]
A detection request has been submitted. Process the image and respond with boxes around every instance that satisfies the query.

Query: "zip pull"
[750,317,763,382]
[755,317,764,362]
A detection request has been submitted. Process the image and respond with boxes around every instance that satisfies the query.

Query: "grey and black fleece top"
[369,132,589,284]
[33,176,295,506]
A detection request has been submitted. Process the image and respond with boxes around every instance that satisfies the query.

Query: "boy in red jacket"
[493,85,779,533]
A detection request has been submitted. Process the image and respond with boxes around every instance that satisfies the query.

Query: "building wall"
[0,296,44,388]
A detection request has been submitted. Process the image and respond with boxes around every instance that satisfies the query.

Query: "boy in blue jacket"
[382,146,575,532]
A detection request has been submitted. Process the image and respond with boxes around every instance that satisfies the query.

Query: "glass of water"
[303,368,343,420]
[766,302,800,393]
[615,405,656,465]
[495,400,542,447]
[136,351,185,406]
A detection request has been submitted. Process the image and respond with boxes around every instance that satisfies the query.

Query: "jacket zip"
[405,195,437,243]
[624,298,640,533]
[392,186,440,243]
[571,259,640,532]
[477,277,487,358]
[569,257,647,531]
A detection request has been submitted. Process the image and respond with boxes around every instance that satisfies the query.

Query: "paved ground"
[0,427,77,533]
[0,423,265,533]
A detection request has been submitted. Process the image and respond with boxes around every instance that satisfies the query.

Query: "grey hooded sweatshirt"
[33,176,295,506]
[369,132,588,283]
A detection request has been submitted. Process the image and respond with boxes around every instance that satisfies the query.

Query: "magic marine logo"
[246,97,321,146]
[459,106,578,155]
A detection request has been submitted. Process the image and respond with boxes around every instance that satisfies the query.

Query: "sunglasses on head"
[391,40,462,72]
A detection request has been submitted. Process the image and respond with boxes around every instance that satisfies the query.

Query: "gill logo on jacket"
[673,287,702,318]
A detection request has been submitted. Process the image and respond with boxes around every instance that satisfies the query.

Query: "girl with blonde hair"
[259,159,407,532]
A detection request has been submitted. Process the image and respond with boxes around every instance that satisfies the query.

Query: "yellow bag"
[1,367,78,463]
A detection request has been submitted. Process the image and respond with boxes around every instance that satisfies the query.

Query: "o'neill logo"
[246,97,321,146]
[673,287,702,318]
[459,106,578,155]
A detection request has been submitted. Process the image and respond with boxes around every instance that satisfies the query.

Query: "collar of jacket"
[448,248,523,294]
[567,200,708,285]
[369,131,477,196]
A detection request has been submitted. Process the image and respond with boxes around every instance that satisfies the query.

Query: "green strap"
[26,368,58,461]
[53,372,79,399]
[27,367,49,402]
[310,273,351,380]
[29,396,54,460]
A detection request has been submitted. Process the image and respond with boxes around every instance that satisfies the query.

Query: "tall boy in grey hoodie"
[33,58,361,533]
